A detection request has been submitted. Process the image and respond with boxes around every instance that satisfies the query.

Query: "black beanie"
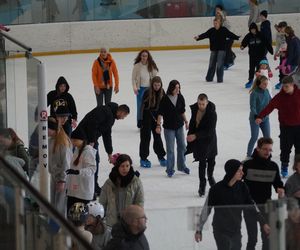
[48,119,58,131]
[56,76,68,86]
[260,10,268,18]
[223,159,242,183]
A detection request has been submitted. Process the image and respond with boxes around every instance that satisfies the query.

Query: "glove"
[66,169,79,175]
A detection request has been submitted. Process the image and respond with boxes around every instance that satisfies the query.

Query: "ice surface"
[39,48,286,249]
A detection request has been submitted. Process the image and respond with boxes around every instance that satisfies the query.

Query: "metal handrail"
[0,30,32,52]
[0,155,93,250]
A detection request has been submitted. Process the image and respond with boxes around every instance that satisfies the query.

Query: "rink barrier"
[6,41,276,58]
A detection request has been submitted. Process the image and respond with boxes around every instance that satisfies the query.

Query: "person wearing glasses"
[104,205,149,250]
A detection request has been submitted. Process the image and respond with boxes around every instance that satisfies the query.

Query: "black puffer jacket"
[186,101,217,160]
[73,102,118,154]
[104,219,150,250]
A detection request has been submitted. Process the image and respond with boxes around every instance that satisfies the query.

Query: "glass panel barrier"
[0,155,93,250]
[0,34,6,129]
[0,0,300,25]
[145,199,300,250]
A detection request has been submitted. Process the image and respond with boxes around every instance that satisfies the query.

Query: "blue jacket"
[286,35,300,67]
[249,87,271,121]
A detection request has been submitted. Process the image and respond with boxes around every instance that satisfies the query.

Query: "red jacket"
[258,85,300,126]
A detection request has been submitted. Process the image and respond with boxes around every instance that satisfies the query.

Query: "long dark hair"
[134,49,159,72]
[145,76,164,109]
[166,79,181,95]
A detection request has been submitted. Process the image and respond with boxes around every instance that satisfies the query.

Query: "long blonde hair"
[249,75,268,94]
[49,117,71,153]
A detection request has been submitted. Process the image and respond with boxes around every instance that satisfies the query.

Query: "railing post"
[37,62,49,201]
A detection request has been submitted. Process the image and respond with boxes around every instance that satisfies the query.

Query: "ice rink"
[40,48,285,249]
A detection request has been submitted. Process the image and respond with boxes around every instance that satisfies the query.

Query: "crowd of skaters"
[1,3,300,250]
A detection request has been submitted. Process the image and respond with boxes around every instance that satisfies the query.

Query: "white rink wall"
[6,13,300,52]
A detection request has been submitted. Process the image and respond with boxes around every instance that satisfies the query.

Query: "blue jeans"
[136,87,147,123]
[164,127,187,173]
[206,50,226,82]
[247,118,270,157]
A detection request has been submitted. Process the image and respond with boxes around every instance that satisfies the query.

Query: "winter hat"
[56,76,68,86]
[223,159,242,183]
[111,153,121,165]
[260,10,268,18]
[55,105,71,117]
[48,118,58,131]
[259,59,269,65]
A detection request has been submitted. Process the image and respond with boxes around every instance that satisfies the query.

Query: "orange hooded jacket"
[92,53,119,90]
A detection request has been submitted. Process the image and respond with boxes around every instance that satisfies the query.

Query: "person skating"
[256,75,300,177]
[92,47,119,106]
[139,76,166,168]
[186,93,217,197]
[194,17,239,83]
[47,76,78,136]
[194,159,270,250]
[243,137,284,250]
[241,22,273,88]
[259,10,272,57]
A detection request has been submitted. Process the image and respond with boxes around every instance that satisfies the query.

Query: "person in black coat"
[194,17,239,83]
[259,10,272,56]
[72,102,130,163]
[139,76,166,168]
[47,76,78,136]
[243,137,284,250]
[104,205,149,250]
[241,22,274,88]
[195,159,270,250]
[186,94,217,197]
[72,102,129,196]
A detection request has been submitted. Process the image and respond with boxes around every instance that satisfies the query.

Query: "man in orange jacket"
[92,47,119,106]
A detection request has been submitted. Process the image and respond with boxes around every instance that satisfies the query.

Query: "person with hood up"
[186,93,217,197]
[256,75,300,178]
[99,154,144,228]
[92,47,119,107]
[195,159,270,250]
[243,137,284,250]
[47,76,78,136]
[241,22,273,88]
[104,205,149,250]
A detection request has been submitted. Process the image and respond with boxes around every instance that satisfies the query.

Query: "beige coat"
[131,62,157,91]
[99,175,144,227]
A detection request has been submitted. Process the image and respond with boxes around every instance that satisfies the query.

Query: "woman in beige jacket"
[132,49,158,128]
[99,154,144,228]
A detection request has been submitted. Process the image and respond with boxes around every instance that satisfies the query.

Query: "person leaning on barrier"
[194,159,270,250]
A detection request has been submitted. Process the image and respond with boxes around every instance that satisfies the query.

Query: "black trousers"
[248,55,262,81]
[244,206,269,250]
[198,157,215,189]
[224,39,235,66]
[213,230,242,250]
[279,125,300,164]
[139,120,166,160]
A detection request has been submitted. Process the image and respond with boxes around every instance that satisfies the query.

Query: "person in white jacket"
[48,117,73,216]
[66,129,97,211]
[132,49,158,128]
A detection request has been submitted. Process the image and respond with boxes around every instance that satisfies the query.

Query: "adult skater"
[92,47,119,106]
[248,0,260,27]
[132,49,158,128]
[194,17,239,83]
[139,76,166,168]
[243,137,284,250]
[186,93,217,197]
[156,80,190,177]
[47,76,78,136]
[241,22,273,88]
[285,26,300,72]
[259,10,272,57]
[256,76,300,177]
[194,159,270,250]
